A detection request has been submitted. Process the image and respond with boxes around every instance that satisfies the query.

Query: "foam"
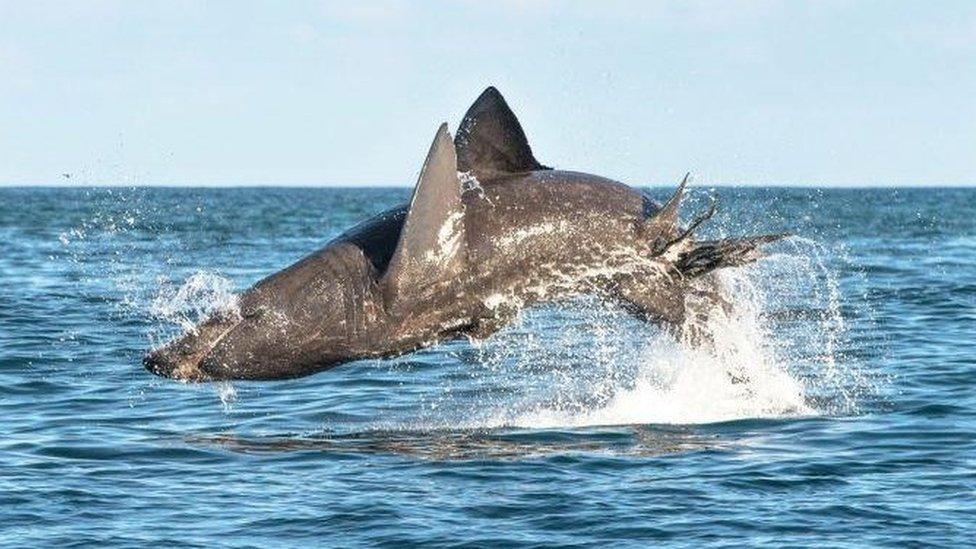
[149,271,238,340]
[458,238,866,427]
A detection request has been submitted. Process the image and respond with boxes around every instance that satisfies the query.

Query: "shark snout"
[143,345,209,381]
[144,314,242,382]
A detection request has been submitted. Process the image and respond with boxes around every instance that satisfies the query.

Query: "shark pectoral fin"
[454,87,550,180]
[381,123,467,309]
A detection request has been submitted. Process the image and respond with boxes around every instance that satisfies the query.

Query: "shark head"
[144,243,379,381]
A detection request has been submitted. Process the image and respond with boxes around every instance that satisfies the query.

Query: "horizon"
[2,1,974,187]
[4,181,975,190]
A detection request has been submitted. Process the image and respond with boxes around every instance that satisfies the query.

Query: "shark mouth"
[143,313,242,382]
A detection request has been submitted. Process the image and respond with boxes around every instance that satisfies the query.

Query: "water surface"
[1,187,973,546]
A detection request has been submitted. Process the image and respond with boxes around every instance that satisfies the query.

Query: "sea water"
[1,186,972,546]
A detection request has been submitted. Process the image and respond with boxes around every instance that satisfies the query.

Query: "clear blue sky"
[1,1,973,186]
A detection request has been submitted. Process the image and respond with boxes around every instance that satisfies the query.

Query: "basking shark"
[145,87,782,381]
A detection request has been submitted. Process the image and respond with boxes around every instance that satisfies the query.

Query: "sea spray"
[148,271,238,338]
[413,236,869,428]
[73,188,872,422]
[508,268,813,427]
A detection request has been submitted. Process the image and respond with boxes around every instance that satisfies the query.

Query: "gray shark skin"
[145,87,783,381]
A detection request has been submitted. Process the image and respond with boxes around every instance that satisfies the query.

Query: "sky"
[0,1,974,187]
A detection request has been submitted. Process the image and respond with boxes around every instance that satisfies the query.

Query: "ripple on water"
[1,187,973,546]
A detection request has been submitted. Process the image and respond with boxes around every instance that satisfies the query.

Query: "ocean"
[1,186,973,546]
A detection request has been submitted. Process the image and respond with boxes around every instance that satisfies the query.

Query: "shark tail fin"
[674,234,789,278]
[645,174,787,278]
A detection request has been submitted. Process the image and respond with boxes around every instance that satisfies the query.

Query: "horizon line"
[1,182,975,190]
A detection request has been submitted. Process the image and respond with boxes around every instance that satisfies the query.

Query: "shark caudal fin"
[643,174,786,278]
[618,175,786,336]
[454,87,551,180]
[675,234,788,278]
[382,123,467,309]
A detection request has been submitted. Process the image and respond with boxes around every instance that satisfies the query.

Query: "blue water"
[1,186,973,546]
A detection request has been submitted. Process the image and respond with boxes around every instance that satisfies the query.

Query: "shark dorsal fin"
[382,124,466,306]
[454,87,550,180]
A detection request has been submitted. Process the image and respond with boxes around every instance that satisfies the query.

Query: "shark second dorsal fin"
[382,124,466,307]
[454,87,550,180]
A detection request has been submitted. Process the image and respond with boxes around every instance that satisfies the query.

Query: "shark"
[145,87,783,381]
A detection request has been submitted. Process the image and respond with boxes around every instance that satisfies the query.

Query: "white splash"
[436,211,465,250]
[506,276,813,427]
[215,382,238,410]
[483,292,510,311]
[432,237,867,428]
[149,271,238,337]
[423,210,465,264]
[496,221,569,248]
